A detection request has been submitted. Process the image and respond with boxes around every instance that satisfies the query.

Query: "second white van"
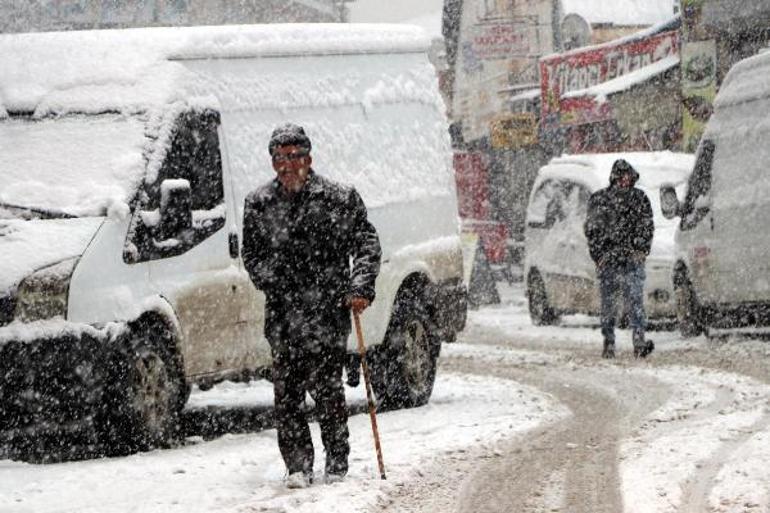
[661,49,770,335]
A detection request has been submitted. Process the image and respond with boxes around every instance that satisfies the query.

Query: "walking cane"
[353,312,387,480]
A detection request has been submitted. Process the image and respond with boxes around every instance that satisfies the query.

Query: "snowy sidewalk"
[0,371,566,513]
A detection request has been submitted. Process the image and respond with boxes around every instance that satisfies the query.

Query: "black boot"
[602,340,615,359]
[634,340,655,358]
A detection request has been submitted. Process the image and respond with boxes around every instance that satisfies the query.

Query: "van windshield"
[0,114,147,219]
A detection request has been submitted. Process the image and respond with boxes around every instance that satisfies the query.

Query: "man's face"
[618,172,633,188]
[272,144,312,193]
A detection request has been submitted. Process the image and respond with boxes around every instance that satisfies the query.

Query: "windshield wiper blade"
[0,202,77,219]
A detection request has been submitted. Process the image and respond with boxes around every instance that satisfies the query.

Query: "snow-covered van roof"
[0,23,431,115]
[561,0,674,26]
[535,151,695,193]
[0,23,437,219]
[714,49,770,108]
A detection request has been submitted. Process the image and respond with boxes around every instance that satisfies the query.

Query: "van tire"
[527,271,559,326]
[675,271,706,338]
[371,289,440,410]
[99,325,184,454]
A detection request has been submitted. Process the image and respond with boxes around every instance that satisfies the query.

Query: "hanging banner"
[540,30,680,128]
[681,40,717,152]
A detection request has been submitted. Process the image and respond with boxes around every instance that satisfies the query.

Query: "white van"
[661,50,770,335]
[0,24,466,452]
[525,152,694,325]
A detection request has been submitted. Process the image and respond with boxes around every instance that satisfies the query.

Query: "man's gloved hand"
[348,296,371,315]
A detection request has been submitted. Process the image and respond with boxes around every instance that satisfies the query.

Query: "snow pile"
[621,367,770,513]
[561,0,675,26]
[0,372,567,513]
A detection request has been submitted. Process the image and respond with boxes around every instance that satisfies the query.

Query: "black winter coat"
[584,182,654,268]
[242,171,381,351]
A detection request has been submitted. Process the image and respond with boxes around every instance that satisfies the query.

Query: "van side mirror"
[159,179,192,239]
[660,186,681,219]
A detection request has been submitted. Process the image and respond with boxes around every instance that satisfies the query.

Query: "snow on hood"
[0,218,103,295]
[0,114,147,217]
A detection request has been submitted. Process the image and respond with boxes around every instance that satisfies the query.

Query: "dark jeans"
[598,262,646,347]
[272,344,349,476]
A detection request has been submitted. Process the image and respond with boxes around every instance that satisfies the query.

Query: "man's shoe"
[285,471,313,489]
[634,340,655,358]
[324,472,346,484]
[602,341,615,359]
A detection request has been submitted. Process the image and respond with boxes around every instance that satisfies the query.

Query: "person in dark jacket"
[242,124,381,488]
[584,159,655,359]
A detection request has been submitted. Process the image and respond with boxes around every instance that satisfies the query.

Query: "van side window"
[681,139,715,231]
[563,183,590,222]
[528,180,566,229]
[124,110,226,263]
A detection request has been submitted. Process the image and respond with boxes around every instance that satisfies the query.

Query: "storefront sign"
[490,113,538,149]
[540,30,680,125]
[470,22,530,60]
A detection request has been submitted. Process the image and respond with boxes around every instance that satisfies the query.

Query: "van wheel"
[371,290,440,410]
[675,271,706,338]
[528,271,559,326]
[99,326,184,454]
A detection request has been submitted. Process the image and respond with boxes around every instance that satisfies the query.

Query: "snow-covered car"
[660,49,770,335]
[0,25,467,453]
[524,152,694,325]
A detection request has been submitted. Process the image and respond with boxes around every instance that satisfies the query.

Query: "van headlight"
[15,257,78,322]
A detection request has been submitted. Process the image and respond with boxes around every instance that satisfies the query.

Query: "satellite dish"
[561,13,591,51]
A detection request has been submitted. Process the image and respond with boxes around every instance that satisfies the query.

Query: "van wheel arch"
[527,268,559,326]
[370,273,441,410]
[97,311,188,454]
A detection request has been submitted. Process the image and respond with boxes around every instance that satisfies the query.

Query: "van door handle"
[229,232,240,258]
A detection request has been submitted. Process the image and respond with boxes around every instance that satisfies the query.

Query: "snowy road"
[2,285,770,512]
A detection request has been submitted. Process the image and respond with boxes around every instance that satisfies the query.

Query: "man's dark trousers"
[272,342,349,476]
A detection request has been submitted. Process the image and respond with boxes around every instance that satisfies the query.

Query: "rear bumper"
[0,323,112,455]
[428,278,468,341]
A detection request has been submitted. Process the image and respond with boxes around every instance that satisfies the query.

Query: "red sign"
[471,23,530,60]
[540,30,680,126]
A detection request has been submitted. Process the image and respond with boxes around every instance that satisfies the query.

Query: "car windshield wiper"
[0,202,77,220]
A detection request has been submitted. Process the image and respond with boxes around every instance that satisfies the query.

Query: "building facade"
[680,0,770,151]
[0,0,341,33]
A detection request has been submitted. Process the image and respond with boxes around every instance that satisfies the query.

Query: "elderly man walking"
[584,158,655,359]
[242,124,381,488]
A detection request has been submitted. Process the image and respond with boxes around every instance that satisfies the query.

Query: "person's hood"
[0,217,104,296]
[609,158,640,187]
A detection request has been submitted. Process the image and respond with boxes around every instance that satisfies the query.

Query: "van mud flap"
[0,328,112,461]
